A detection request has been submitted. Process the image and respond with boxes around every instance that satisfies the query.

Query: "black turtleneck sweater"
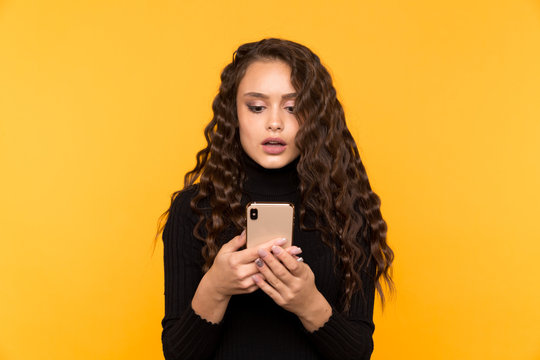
[161,152,376,360]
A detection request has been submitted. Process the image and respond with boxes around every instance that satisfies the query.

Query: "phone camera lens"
[250,208,258,220]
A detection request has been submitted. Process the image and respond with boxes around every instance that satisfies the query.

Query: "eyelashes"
[247,105,295,114]
[247,105,265,113]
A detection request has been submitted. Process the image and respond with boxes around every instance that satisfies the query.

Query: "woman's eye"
[285,106,295,113]
[247,105,265,113]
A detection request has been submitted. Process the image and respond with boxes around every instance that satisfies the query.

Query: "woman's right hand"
[204,230,300,299]
[191,230,301,323]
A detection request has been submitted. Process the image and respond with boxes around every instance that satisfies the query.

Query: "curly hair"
[153,38,395,313]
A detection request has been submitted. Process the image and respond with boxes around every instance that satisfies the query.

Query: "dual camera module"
[250,208,258,220]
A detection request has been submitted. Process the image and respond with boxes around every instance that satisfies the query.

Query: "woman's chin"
[255,154,295,169]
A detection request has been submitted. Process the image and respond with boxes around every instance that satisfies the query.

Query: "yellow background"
[1,0,539,359]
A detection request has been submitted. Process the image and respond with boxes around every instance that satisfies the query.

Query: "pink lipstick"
[262,137,287,155]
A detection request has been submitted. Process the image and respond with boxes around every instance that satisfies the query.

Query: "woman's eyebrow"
[243,92,297,99]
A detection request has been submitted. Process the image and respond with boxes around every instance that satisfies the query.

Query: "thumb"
[221,229,246,253]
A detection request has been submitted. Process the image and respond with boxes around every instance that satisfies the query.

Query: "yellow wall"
[1,0,539,359]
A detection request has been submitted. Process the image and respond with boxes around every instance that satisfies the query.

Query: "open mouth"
[263,139,286,146]
[262,138,287,154]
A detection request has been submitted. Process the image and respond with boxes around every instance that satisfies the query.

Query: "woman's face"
[236,60,300,169]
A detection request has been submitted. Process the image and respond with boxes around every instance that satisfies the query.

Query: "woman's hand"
[192,231,296,323]
[204,230,261,299]
[204,231,299,299]
[251,244,332,330]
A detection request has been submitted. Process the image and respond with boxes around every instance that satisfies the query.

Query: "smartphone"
[246,202,294,249]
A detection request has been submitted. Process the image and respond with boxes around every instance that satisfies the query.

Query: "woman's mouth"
[262,138,287,155]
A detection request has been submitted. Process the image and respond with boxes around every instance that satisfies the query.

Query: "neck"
[241,150,300,196]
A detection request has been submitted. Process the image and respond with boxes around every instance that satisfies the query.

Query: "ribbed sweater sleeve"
[161,188,223,360]
[304,256,376,360]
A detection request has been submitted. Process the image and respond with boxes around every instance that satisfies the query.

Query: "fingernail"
[241,229,246,237]
[258,248,269,258]
[255,258,263,267]
[275,238,287,246]
[288,246,302,255]
[252,274,260,283]
[271,245,282,255]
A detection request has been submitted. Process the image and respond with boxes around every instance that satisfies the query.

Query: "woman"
[155,38,394,360]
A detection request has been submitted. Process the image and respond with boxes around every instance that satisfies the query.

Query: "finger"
[220,230,246,253]
[244,284,259,293]
[234,236,282,263]
[285,246,302,256]
[234,262,261,279]
[232,275,260,294]
[257,247,294,285]
[272,245,304,277]
[254,255,284,290]
[285,246,303,262]
[252,274,285,305]
[231,242,301,269]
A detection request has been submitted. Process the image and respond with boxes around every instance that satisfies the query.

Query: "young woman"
[155,38,394,360]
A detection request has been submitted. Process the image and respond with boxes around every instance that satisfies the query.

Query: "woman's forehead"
[237,60,295,98]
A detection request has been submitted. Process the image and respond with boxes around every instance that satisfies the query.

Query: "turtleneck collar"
[241,149,300,196]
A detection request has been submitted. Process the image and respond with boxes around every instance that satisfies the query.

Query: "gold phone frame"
[246,202,295,249]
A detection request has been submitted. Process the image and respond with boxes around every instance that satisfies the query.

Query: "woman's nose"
[266,109,283,131]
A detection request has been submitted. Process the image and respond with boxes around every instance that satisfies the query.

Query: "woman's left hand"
[251,243,321,318]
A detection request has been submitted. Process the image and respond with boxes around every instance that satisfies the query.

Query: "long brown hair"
[153,38,394,312]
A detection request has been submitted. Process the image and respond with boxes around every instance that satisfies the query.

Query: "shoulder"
[170,184,199,211]
[162,185,206,265]
[165,184,201,229]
